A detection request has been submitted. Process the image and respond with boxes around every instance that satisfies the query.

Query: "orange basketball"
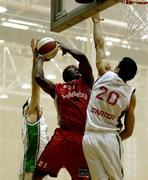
[36,37,58,60]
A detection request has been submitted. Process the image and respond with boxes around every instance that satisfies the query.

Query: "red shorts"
[35,128,90,180]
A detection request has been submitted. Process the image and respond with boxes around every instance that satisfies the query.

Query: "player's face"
[66,66,81,81]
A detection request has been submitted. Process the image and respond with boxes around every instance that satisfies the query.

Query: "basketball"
[36,37,58,60]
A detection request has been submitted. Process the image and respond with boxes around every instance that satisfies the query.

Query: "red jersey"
[55,77,91,135]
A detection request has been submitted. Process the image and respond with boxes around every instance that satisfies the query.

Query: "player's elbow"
[126,129,134,138]
[96,62,106,76]
[95,37,104,49]
[79,54,88,63]
[35,76,44,87]
[121,129,134,140]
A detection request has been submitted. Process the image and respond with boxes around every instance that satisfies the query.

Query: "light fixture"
[1,18,6,21]
[8,19,43,28]
[0,6,7,13]
[75,36,88,42]
[134,47,139,50]
[37,29,46,33]
[122,40,128,44]
[104,18,127,28]
[105,37,121,43]
[0,39,5,43]
[127,45,131,49]
[142,34,148,40]
[1,22,29,30]
[122,44,127,48]
[45,74,56,80]
[106,41,113,46]
[38,29,42,32]
[105,50,111,56]
[21,83,31,89]
[0,94,8,99]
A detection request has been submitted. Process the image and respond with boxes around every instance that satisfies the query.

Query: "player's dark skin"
[34,42,94,99]
[32,42,94,180]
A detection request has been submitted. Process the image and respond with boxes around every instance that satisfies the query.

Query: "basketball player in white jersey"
[82,14,137,180]
[19,39,49,180]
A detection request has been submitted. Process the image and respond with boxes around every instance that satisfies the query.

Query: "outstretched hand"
[57,41,68,56]
[92,13,104,22]
[31,39,38,60]
[31,39,47,63]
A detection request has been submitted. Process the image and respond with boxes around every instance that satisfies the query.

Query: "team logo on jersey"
[91,107,115,120]
[62,91,88,100]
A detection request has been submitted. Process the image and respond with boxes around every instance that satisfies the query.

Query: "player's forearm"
[32,58,40,91]
[67,48,88,64]
[119,129,133,141]
[59,42,88,63]
[92,15,106,69]
[35,56,44,78]
[31,76,40,106]
[28,57,40,109]
[34,56,46,85]
[93,16,104,50]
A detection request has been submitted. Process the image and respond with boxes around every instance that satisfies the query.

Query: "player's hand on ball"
[31,39,39,59]
[37,54,47,62]
[92,14,104,22]
[57,42,68,56]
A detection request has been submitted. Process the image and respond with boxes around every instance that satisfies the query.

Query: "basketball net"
[122,0,148,40]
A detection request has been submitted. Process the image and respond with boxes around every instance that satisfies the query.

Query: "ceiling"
[0,0,148,102]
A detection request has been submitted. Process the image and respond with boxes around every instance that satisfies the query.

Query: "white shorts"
[82,131,124,180]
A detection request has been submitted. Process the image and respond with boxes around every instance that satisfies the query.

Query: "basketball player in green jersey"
[19,39,49,180]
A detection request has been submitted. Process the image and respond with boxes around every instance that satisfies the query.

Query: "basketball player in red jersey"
[32,42,94,180]
[82,14,137,180]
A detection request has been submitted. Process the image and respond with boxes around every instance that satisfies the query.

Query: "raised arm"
[119,93,136,140]
[59,43,94,88]
[92,14,107,76]
[27,39,41,122]
[34,55,56,99]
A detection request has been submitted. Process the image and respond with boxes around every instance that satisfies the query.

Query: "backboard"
[50,0,120,32]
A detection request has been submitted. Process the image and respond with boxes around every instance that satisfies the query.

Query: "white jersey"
[85,71,135,132]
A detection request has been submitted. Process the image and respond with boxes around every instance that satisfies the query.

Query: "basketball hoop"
[122,0,148,40]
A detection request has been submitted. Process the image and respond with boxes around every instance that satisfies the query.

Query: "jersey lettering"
[38,160,48,169]
[107,91,119,105]
[62,91,88,100]
[91,107,115,120]
[38,160,44,167]
[63,84,75,90]
[96,86,120,105]
[96,86,107,100]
